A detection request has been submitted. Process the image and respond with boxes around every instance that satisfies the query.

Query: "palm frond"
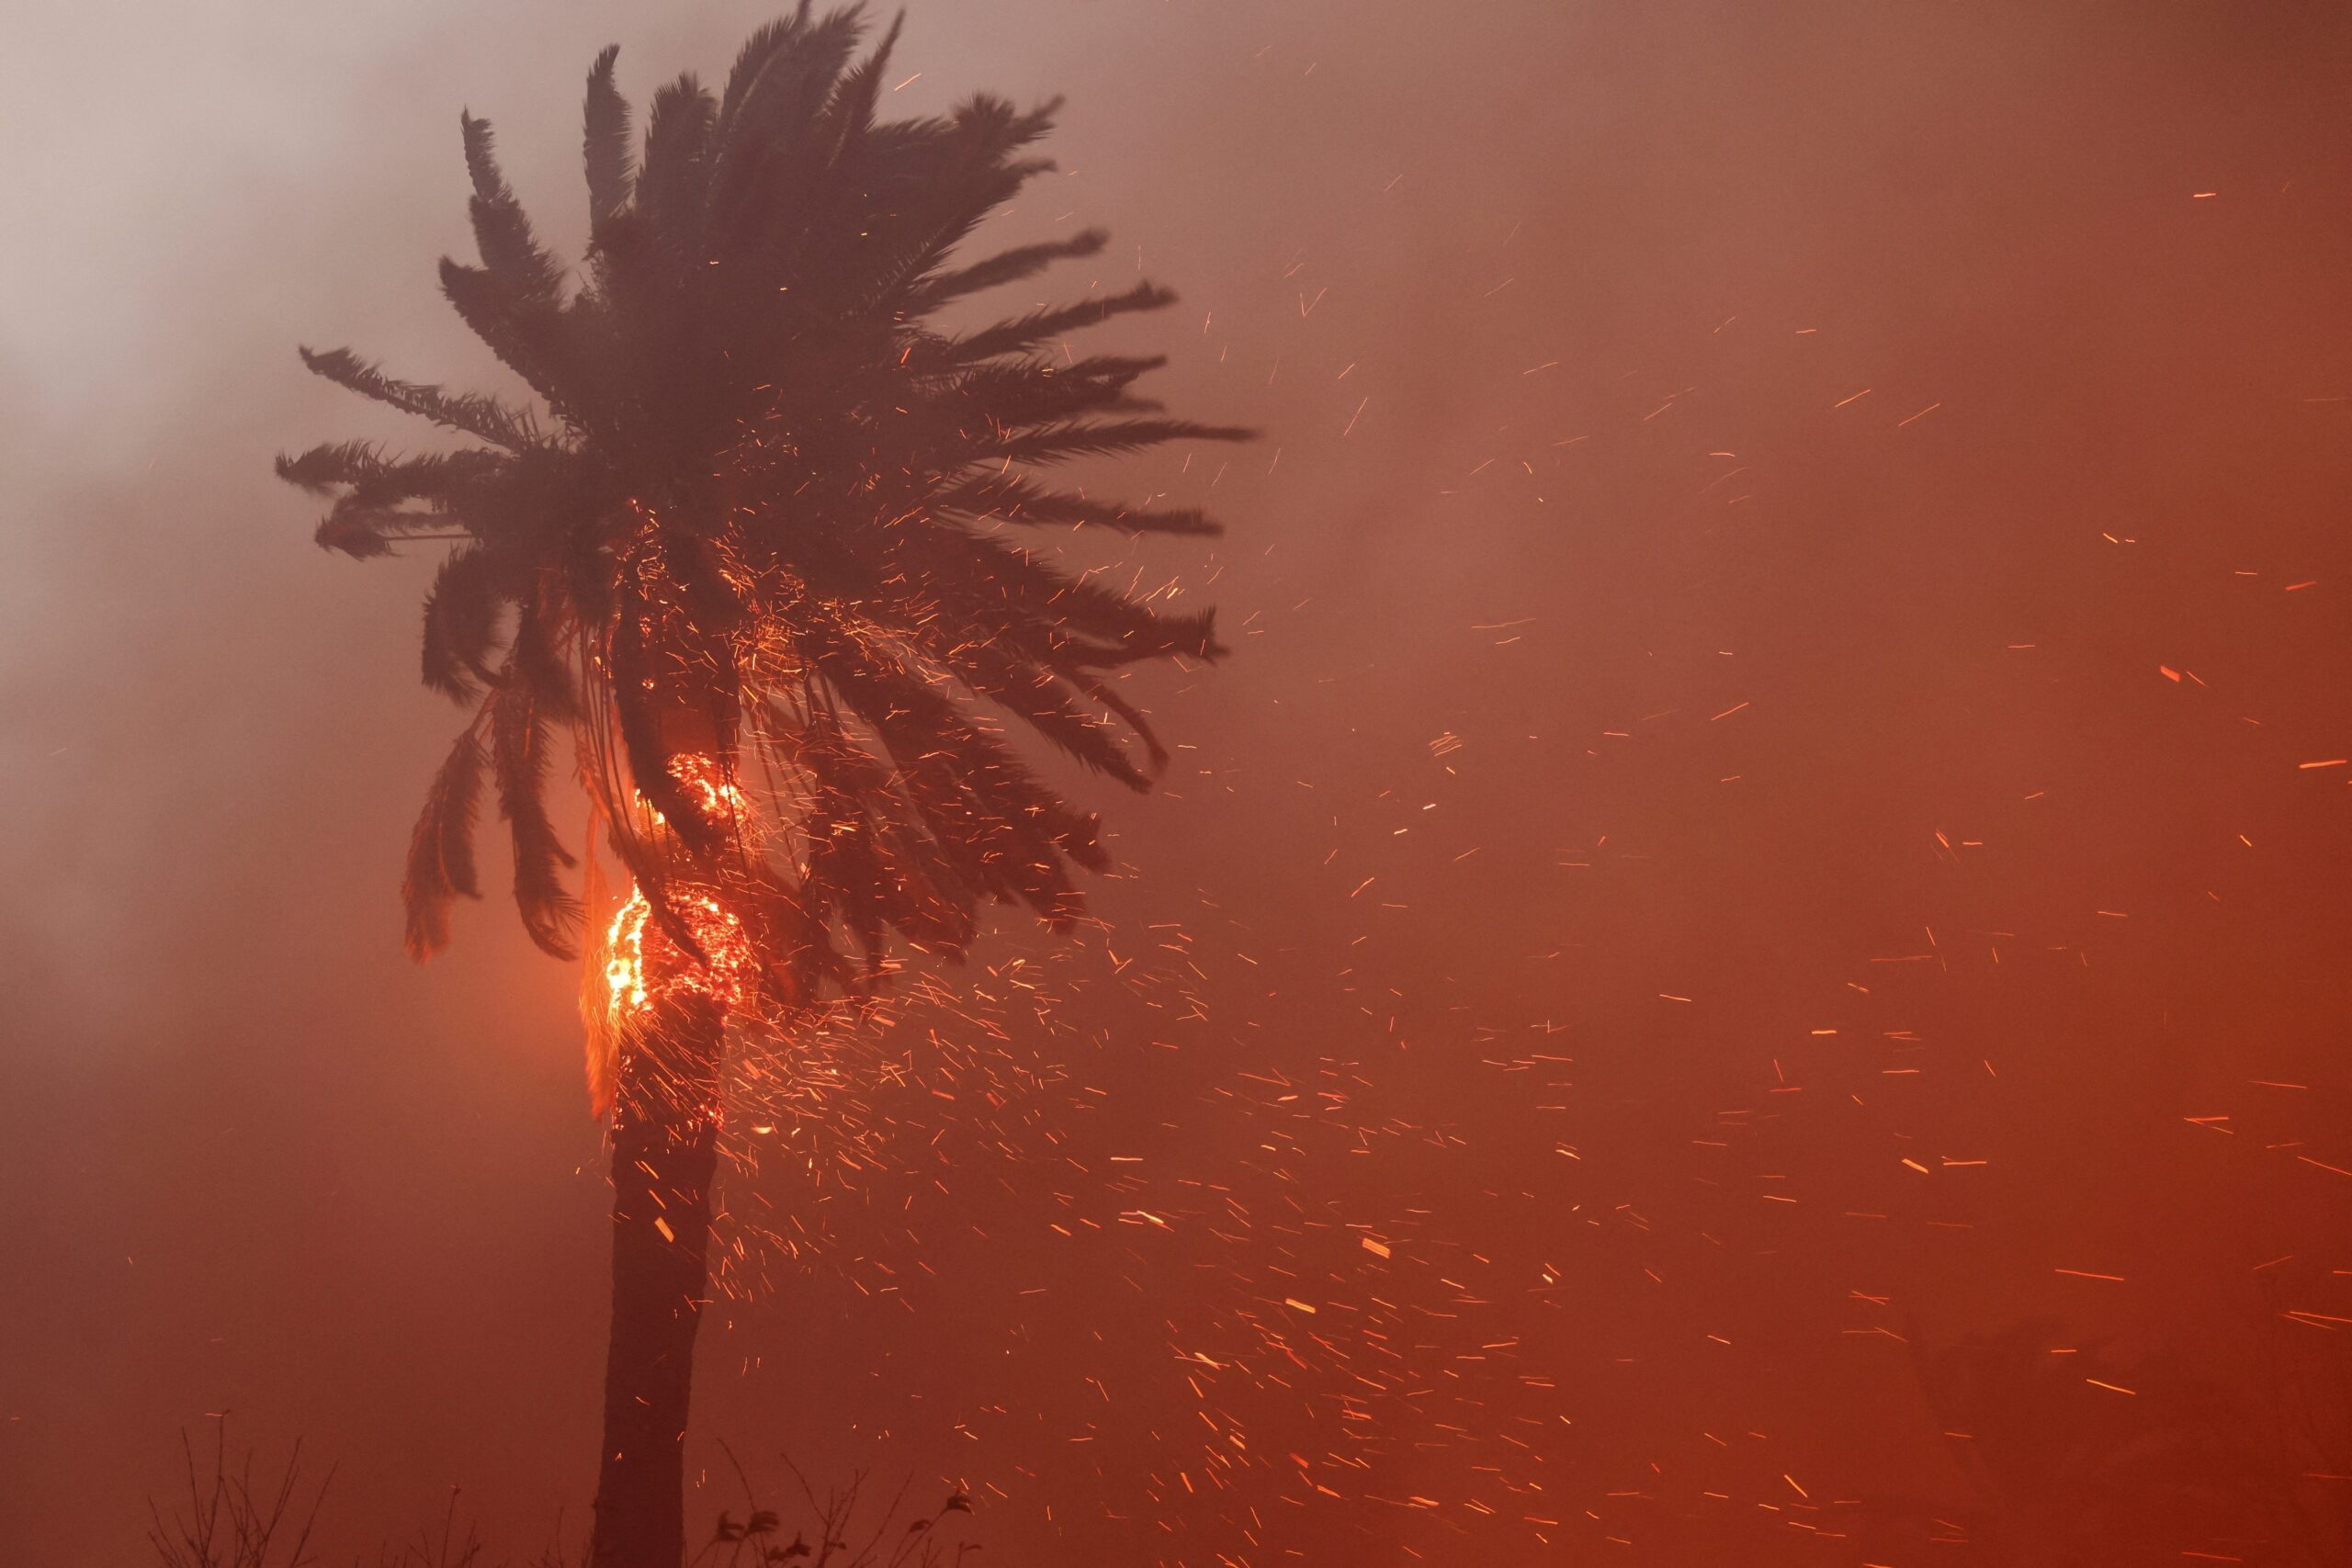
[637,73,718,254]
[490,668,581,960]
[458,113,564,306]
[810,9,902,173]
[437,259,583,425]
[934,472,1222,536]
[582,45,636,227]
[968,416,1254,467]
[510,590,581,721]
[401,728,488,960]
[716,4,820,128]
[931,279,1178,365]
[420,545,510,700]
[296,348,544,449]
[910,227,1107,307]
[275,439,384,494]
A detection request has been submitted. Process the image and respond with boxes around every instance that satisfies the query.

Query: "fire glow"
[600,885,759,1024]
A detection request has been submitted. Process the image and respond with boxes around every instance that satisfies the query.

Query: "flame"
[603,889,652,1019]
[668,752,748,821]
[601,883,758,1025]
[634,752,751,834]
[585,753,763,1115]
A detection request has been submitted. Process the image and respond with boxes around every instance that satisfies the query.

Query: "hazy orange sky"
[5,3,2351,1563]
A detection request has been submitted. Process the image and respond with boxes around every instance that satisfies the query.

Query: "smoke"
[6,2,2350,1562]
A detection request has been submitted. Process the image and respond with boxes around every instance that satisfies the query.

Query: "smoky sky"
[6,2,2352,1564]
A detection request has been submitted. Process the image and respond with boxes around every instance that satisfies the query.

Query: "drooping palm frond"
[402,728,488,960]
[285,6,1246,1044]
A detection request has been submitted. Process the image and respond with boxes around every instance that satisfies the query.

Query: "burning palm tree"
[278,9,1243,1564]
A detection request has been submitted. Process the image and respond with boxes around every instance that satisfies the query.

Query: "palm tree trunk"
[590,990,726,1568]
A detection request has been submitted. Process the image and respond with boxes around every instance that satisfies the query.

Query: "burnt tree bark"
[589,987,727,1568]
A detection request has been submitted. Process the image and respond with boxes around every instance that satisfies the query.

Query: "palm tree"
[278,9,1244,1565]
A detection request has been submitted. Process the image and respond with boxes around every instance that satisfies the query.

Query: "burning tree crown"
[279,4,1247,1100]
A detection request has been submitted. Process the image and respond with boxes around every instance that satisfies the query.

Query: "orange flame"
[601,883,758,1025]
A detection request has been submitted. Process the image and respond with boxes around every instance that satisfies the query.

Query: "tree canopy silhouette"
[283,2,1244,1014]
[279,8,1243,1565]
